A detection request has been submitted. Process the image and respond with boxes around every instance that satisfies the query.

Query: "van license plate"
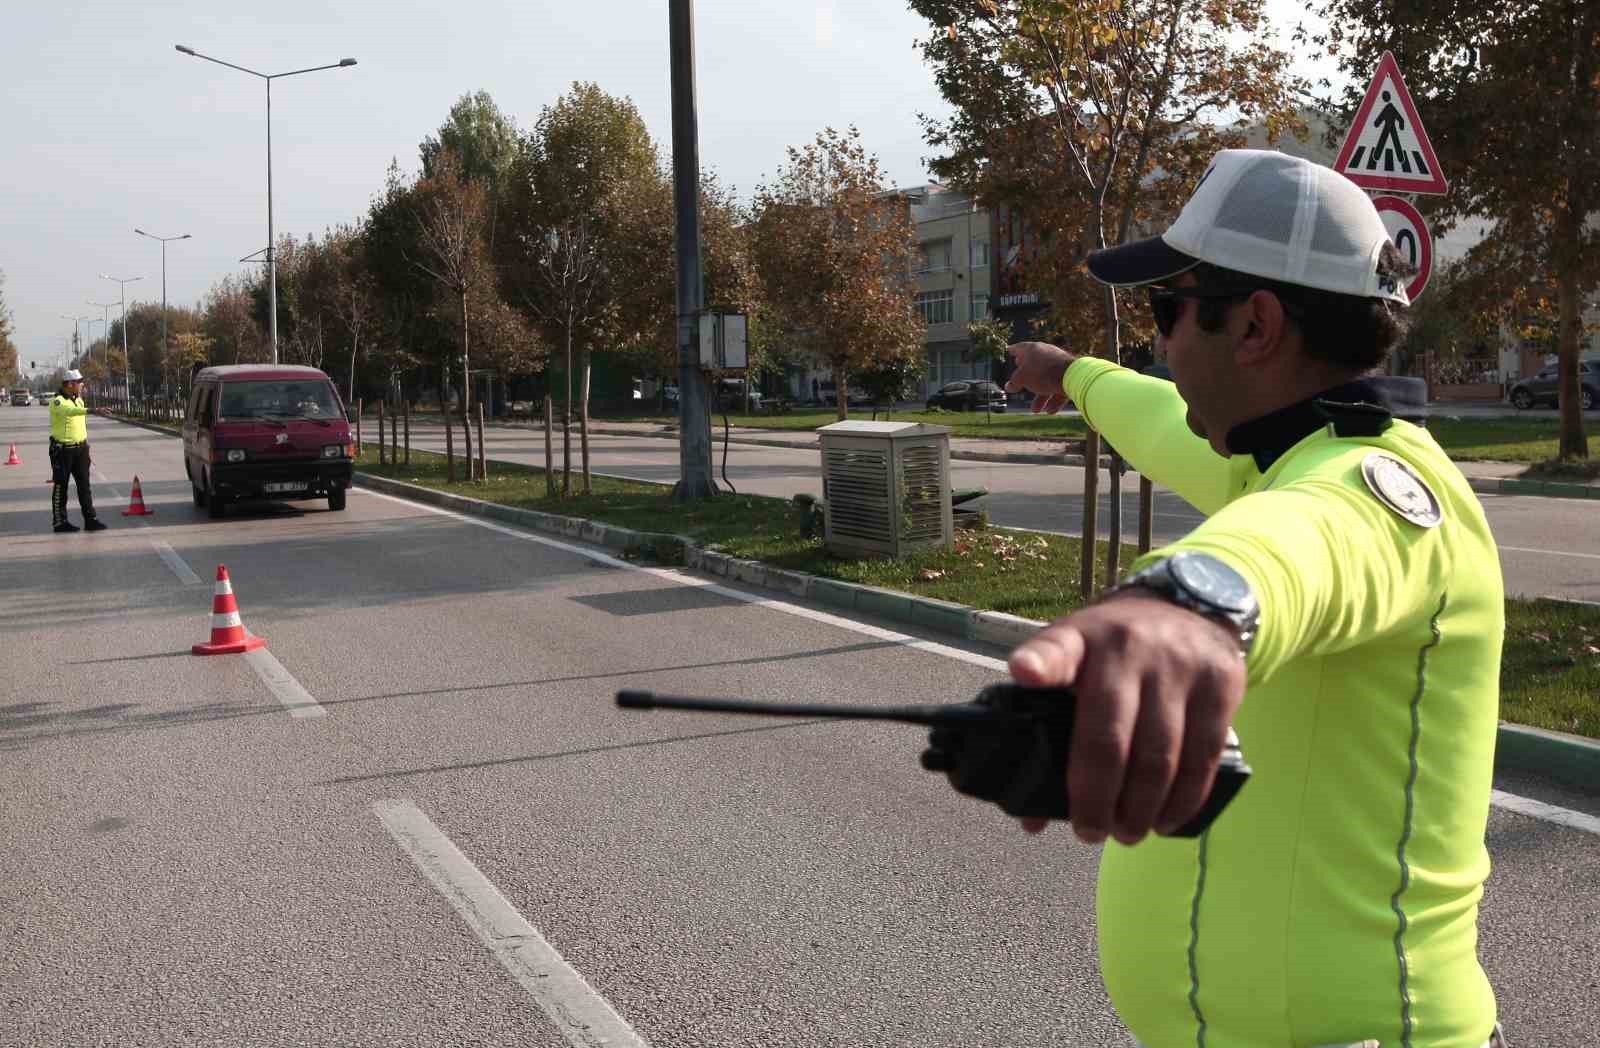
[264,482,308,494]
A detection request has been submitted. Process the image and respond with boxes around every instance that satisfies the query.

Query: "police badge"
[1360,453,1443,528]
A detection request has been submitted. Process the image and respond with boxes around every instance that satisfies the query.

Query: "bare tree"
[409,156,491,480]
[518,219,605,495]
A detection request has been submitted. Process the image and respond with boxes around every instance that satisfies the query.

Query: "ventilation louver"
[817,421,953,558]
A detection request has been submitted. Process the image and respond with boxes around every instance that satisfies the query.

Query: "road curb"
[1467,475,1600,501]
[1493,724,1600,793]
[350,469,1597,791]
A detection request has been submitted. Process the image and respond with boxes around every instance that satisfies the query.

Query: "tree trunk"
[562,324,573,497]
[476,402,487,481]
[347,335,358,404]
[403,398,410,466]
[442,362,455,483]
[1556,261,1589,460]
[460,289,474,481]
[377,399,386,465]
[836,377,847,421]
[355,398,363,461]
[544,394,556,497]
[580,353,592,495]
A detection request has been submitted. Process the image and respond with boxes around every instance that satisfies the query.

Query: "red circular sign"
[1371,195,1432,302]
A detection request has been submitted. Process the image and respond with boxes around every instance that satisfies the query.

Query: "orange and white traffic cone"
[192,565,267,656]
[121,475,155,516]
[4,443,19,465]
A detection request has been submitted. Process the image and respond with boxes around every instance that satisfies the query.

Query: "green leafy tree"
[750,126,926,419]
[1306,1,1597,459]
[0,270,18,384]
[500,82,668,491]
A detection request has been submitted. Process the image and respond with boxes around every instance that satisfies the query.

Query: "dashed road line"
[244,647,325,719]
[374,799,651,1048]
[151,539,202,584]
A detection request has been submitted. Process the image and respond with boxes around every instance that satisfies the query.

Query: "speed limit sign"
[1371,194,1432,302]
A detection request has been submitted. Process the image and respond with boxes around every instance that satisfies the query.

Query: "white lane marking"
[358,487,1600,831]
[358,487,1005,672]
[243,647,326,719]
[374,799,651,1048]
[152,540,202,584]
[1491,790,1600,837]
[1499,544,1600,562]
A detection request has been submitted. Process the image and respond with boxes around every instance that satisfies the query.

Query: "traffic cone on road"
[192,565,267,656]
[121,476,155,516]
[5,443,19,465]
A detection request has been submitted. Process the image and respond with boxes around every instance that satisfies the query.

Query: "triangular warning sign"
[1333,51,1448,195]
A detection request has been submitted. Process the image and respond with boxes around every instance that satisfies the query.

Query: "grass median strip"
[358,445,1599,739]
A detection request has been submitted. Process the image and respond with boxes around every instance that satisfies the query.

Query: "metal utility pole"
[133,230,189,386]
[175,45,356,364]
[668,0,716,500]
[100,273,143,409]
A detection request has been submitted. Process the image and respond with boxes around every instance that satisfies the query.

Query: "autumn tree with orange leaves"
[750,127,925,420]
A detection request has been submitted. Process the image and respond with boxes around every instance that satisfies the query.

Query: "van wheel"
[328,488,347,511]
[206,479,226,519]
[192,481,205,508]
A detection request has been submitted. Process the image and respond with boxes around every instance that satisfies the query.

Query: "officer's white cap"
[1086,149,1409,305]
[63,369,84,381]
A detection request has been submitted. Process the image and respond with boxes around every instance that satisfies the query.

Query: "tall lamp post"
[174,44,357,364]
[89,300,120,397]
[59,314,91,370]
[133,230,189,391]
[99,273,142,410]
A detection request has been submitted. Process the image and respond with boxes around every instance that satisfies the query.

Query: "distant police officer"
[1005,151,1506,1047]
[49,369,106,533]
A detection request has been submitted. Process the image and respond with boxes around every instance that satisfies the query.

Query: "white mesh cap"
[1087,149,1409,305]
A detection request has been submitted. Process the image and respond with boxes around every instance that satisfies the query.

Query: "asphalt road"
[402,420,1600,605]
[2,409,1597,1047]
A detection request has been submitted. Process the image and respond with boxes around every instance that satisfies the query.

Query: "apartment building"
[904,183,995,399]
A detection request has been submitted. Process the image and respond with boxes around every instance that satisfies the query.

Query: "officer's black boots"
[53,521,80,534]
[84,518,107,532]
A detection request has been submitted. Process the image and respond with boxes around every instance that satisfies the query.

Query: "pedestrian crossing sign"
[1333,51,1448,196]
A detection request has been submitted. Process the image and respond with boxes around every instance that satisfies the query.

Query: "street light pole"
[175,45,357,365]
[132,231,188,390]
[99,273,142,410]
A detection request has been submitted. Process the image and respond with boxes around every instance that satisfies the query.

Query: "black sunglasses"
[1147,286,1304,338]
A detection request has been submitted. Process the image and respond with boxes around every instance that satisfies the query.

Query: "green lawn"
[358,445,1599,738]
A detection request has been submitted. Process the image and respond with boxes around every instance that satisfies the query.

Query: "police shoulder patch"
[1360,453,1442,528]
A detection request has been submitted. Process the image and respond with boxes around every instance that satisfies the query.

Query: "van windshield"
[218,380,341,420]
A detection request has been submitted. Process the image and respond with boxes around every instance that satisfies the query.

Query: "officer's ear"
[1233,290,1292,368]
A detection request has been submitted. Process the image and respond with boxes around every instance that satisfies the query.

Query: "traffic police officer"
[49,369,107,533]
[1005,151,1505,1046]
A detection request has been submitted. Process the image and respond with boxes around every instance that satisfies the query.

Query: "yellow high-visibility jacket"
[49,393,89,444]
[1065,358,1502,1048]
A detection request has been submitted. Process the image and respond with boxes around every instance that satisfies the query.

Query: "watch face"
[1170,553,1254,613]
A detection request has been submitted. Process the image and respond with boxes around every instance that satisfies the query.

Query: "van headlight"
[226,449,246,463]
[322,444,343,458]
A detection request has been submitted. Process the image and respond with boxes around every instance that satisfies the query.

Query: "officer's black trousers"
[50,442,97,527]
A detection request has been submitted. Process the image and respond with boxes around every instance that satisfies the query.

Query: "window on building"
[970,239,991,268]
[915,289,955,326]
[919,239,952,272]
[970,294,989,320]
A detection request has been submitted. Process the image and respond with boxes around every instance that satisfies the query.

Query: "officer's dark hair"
[1189,242,1416,371]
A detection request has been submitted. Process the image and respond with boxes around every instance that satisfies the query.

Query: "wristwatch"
[1106,551,1259,658]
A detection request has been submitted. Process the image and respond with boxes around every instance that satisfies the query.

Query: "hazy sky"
[1,0,1337,376]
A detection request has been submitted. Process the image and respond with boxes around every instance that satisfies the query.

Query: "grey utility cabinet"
[817,420,954,558]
